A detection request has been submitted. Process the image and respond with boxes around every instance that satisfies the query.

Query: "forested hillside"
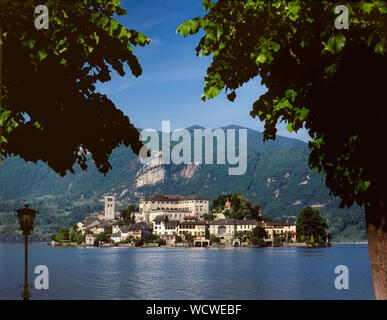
[0,126,366,242]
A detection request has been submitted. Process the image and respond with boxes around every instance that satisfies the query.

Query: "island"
[51,193,332,248]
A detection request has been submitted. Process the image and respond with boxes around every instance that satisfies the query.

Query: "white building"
[236,219,258,233]
[138,194,209,222]
[272,222,297,237]
[209,219,237,243]
[85,234,97,245]
[153,215,168,236]
[148,210,191,223]
[111,232,122,243]
[104,194,115,220]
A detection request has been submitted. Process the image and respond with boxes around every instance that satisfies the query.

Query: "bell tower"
[104,195,115,220]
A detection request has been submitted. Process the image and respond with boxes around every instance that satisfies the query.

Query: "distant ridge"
[0,124,366,242]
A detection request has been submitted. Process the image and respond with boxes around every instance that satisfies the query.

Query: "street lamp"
[15,204,38,300]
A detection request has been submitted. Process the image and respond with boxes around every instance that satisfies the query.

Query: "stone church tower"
[104,194,115,220]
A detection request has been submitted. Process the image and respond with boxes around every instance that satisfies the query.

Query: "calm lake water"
[0,243,374,300]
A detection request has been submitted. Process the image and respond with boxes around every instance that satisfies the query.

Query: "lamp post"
[15,204,38,300]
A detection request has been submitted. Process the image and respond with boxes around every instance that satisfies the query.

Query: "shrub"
[251,237,266,247]
[134,239,143,247]
[273,236,281,247]
[210,236,221,244]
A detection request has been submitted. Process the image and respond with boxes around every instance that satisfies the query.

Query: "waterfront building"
[164,220,179,236]
[178,221,207,239]
[272,222,297,234]
[112,220,126,234]
[261,222,297,243]
[272,222,297,241]
[79,216,100,234]
[85,234,97,245]
[119,225,131,241]
[262,224,274,242]
[76,221,85,232]
[94,220,111,234]
[235,219,259,233]
[209,219,238,243]
[111,232,122,243]
[127,222,153,240]
[153,215,168,235]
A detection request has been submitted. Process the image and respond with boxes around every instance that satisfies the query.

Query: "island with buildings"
[51,193,307,248]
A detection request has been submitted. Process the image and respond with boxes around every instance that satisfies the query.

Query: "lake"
[0,243,374,300]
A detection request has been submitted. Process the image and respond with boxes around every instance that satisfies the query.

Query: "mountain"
[0,126,366,242]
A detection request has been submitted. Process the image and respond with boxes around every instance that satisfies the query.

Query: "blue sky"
[96,0,310,142]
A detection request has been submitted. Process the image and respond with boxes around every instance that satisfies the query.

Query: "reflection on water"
[0,244,374,300]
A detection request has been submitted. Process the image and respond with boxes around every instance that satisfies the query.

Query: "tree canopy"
[296,206,328,240]
[212,192,261,219]
[121,204,137,224]
[179,2,387,297]
[0,0,149,175]
[178,0,386,210]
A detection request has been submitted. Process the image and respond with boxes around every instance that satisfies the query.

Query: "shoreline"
[48,242,335,249]
[0,241,367,248]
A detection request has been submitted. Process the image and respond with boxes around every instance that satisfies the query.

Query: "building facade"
[209,219,238,243]
[178,221,207,239]
[138,194,209,222]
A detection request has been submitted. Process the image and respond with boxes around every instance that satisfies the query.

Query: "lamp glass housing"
[15,204,37,235]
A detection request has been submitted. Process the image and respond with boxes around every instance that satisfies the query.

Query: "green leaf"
[298,108,309,121]
[117,27,127,39]
[27,39,36,49]
[98,16,110,28]
[38,50,48,61]
[359,181,371,192]
[322,41,335,54]
[177,19,200,37]
[205,86,221,99]
[94,32,100,44]
[216,25,223,39]
[136,33,148,45]
[255,54,266,64]
[109,20,119,35]
[334,34,346,53]
[177,20,193,37]
[0,110,11,126]
[270,41,280,52]
[202,0,214,11]
[361,3,374,14]
[374,38,386,55]
[285,89,297,102]
[62,9,68,19]
[323,35,346,54]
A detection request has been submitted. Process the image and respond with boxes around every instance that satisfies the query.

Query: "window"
[218,226,226,234]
